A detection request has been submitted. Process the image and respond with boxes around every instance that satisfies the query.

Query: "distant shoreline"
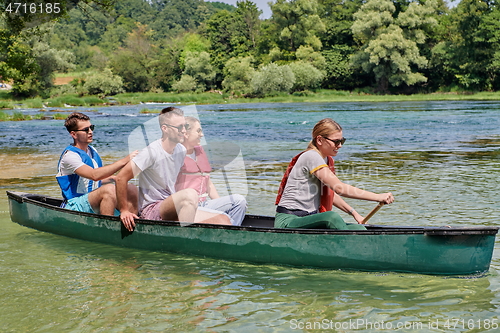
[2,90,500,112]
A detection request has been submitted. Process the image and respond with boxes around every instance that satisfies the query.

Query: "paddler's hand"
[378,192,394,205]
[352,211,365,224]
[120,210,138,231]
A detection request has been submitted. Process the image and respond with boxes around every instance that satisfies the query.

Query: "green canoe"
[7,191,498,275]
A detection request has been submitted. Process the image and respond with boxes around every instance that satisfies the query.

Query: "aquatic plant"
[0,111,9,121]
[0,100,14,109]
[23,98,44,108]
[11,111,28,121]
[52,113,67,120]
[82,96,105,105]
[139,108,159,114]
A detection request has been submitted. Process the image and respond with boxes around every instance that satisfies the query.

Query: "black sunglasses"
[73,125,95,133]
[163,123,190,132]
[323,136,346,146]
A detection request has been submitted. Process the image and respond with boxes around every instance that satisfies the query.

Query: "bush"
[83,69,125,96]
[222,56,255,94]
[171,75,199,93]
[11,111,29,121]
[0,111,9,121]
[289,61,324,91]
[81,96,105,105]
[183,52,216,91]
[139,108,159,114]
[50,84,78,97]
[251,63,295,96]
[0,100,13,109]
[296,46,326,70]
[52,113,67,120]
[23,98,44,108]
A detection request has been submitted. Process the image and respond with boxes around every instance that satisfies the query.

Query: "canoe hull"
[7,191,498,275]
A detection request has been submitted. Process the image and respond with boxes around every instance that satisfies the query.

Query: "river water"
[1,101,499,332]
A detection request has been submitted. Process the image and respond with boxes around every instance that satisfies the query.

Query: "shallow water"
[1,101,499,332]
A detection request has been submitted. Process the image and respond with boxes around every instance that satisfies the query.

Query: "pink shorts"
[140,201,163,220]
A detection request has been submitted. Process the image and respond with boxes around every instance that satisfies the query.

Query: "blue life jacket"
[56,145,103,200]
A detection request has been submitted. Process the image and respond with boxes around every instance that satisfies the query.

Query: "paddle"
[361,202,385,224]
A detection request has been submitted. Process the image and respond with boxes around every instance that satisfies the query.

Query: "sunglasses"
[163,123,190,132]
[323,136,346,146]
[73,125,95,133]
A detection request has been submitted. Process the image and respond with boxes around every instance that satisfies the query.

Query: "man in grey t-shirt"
[116,107,230,231]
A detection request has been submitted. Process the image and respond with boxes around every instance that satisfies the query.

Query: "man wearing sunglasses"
[56,112,138,216]
[116,107,231,231]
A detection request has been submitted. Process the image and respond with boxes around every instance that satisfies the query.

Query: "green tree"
[322,45,365,90]
[270,0,326,52]
[183,51,216,91]
[0,29,39,96]
[83,68,124,96]
[109,23,157,92]
[205,1,236,12]
[33,39,75,95]
[235,0,261,49]
[296,45,326,70]
[149,0,207,40]
[179,33,210,70]
[114,0,156,24]
[351,0,438,92]
[0,24,76,97]
[204,4,261,85]
[98,16,137,52]
[0,0,123,97]
[1,0,116,33]
[204,10,236,83]
[446,0,500,90]
[482,4,500,89]
[413,0,452,92]
[154,37,184,91]
[318,0,363,48]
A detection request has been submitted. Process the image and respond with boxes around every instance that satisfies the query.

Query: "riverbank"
[2,89,500,111]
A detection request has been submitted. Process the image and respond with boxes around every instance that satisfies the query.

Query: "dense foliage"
[2,0,500,98]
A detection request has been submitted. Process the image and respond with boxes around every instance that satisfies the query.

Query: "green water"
[1,102,499,332]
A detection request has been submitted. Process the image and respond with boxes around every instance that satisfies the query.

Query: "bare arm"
[314,166,394,204]
[115,160,140,231]
[332,195,364,224]
[74,151,138,181]
[207,179,220,199]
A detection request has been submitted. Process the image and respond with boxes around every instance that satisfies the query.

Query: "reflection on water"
[1,102,500,332]
[0,153,57,179]
[0,226,497,332]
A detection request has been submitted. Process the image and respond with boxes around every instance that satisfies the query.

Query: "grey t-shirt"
[277,150,328,213]
[133,139,187,212]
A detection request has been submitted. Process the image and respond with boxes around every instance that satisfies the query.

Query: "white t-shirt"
[277,150,328,212]
[133,139,187,212]
[57,147,100,194]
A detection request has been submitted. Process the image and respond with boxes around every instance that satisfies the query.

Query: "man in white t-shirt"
[116,107,230,231]
[56,112,138,215]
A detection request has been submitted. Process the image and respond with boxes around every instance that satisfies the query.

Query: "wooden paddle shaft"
[362,202,385,224]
